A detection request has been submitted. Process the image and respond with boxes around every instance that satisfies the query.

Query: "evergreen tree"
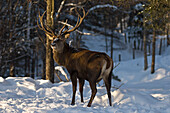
[143,0,169,73]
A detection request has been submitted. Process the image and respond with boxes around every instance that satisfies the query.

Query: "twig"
[112,83,124,89]
[55,71,62,82]
[5,54,28,63]
[55,66,70,82]
[113,62,120,69]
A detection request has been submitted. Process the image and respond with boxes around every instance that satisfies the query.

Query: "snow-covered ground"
[0,46,170,112]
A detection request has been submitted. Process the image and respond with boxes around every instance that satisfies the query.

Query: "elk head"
[37,7,88,53]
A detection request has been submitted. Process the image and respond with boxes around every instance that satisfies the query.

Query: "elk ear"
[60,33,70,41]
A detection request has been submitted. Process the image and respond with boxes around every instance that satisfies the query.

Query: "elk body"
[51,39,113,107]
[38,7,113,107]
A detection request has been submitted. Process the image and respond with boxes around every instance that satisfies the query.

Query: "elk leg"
[87,81,97,107]
[71,74,77,105]
[79,79,85,103]
[103,73,112,106]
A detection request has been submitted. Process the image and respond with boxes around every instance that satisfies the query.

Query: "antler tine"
[76,7,85,27]
[60,7,87,36]
[37,11,45,31]
[62,12,80,35]
[77,7,89,27]
[59,19,68,36]
[37,11,56,40]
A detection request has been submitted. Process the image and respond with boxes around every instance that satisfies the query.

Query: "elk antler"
[59,7,88,38]
[37,7,88,40]
[37,11,57,40]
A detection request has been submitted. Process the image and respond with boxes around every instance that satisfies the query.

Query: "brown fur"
[52,40,113,107]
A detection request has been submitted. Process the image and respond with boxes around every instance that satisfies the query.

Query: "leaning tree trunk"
[151,29,156,74]
[46,0,54,83]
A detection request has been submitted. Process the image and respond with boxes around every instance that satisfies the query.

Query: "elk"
[38,7,113,107]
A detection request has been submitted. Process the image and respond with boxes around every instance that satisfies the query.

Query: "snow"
[82,32,144,62]
[1,50,170,113]
[89,4,117,12]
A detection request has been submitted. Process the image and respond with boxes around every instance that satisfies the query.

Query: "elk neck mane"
[52,42,80,66]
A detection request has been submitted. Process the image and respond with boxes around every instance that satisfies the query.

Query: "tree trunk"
[111,32,113,61]
[133,48,135,59]
[167,26,170,46]
[134,40,136,49]
[128,36,131,43]
[148,44,151,56]
[123,14,126,29]
[137,39,140,50]
[151,30,156,74]
[125,33,127,43]
[104,15,108,52]
[10,62,15,77]
[119,54,121,62]
[143,20,148,70]
[120,16,123,33]
[46,0,54,83]
[159,38,162,55]
[110,18,113,62]
[36,53,39,78]
[141,39,143,51]
[27,56,31,77]
[31,50,35,79]
[42,56,46,80]
[25,56,28,77]
[27,1,31,43]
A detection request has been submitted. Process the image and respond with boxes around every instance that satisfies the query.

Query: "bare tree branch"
[58,21,94,36]
[56,0,66,19]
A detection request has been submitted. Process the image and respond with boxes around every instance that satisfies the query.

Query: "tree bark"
[143,18,148,70]
[31,51,35,79]
[151,29,156,74]
[143,36,148,70]
[104,15,108,52]
[159,38,162,55]
[134,40,136,49]
[110,18,113,62]
[133,48,135,59]
[125,33,127,43]
[10,62,15,77]
[46,0,54,83]
[42,55,46,80]
[167,26,170,46]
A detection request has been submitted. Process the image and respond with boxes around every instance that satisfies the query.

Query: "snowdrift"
[0,54,170,113]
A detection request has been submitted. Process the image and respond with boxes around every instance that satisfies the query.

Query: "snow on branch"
[55,66,70,82]
[65,0,87,7]
[89,4,117,12]
[56,0,66,19]
[58,21,93,36]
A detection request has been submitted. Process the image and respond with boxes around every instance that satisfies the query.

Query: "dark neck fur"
[53,42,77,66]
